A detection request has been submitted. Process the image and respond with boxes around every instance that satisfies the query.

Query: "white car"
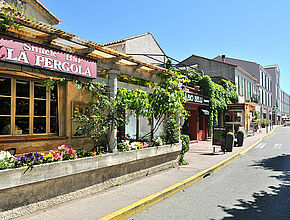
[284,119,290,126]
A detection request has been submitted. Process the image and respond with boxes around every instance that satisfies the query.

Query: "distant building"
[214,55,272,120]
[102,32,167,66]
[281,90,290,117]
[178,54,258,105]
[263,65,281,124]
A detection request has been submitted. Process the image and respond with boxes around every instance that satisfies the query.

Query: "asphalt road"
[132,126,290,220]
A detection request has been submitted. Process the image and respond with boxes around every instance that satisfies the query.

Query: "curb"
[99,126,279,220]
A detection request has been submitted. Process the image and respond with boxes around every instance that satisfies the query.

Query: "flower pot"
[226,133,234,152]
[237,131,244,146]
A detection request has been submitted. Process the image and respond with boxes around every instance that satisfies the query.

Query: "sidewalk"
[16,127,274,220]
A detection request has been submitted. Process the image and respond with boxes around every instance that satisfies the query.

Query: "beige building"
[0,2,164,154]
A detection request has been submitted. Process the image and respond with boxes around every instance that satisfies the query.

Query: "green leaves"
[186,71,238,130]
[42,77,55,90]
[0,2,28,31]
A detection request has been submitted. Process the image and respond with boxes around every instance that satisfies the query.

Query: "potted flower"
[226,132,234,152]
[237,130,244,146]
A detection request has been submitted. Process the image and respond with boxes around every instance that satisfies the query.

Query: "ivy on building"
[185,69,238,130]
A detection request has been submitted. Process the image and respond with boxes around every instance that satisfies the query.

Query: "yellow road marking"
[99,126,279,220]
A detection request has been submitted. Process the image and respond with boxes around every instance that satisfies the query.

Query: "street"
[133,126,290,220]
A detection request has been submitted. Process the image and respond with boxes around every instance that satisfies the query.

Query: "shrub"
[179,134,190,165]
[237,130,244,134]
[227,132,234,136]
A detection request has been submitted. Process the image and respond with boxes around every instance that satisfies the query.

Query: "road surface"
[133,126,290,220]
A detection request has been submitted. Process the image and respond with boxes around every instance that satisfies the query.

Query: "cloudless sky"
[42,0,290,94]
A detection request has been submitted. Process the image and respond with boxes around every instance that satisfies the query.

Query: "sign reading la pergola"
[0,35,97,78]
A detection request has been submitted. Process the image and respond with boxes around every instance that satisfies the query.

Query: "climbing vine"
[0,2,35,31]
[186,69,238,130]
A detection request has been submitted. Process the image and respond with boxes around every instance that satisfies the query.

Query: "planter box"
[0,143,181,213]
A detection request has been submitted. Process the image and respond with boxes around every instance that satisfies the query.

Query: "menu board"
[212,127,226,146]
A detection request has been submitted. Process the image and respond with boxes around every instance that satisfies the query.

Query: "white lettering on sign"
[186,93,203,104]
[0,36,97,78]
[24,43,57,57]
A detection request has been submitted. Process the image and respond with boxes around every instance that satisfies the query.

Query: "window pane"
[50,117,58,133]
[51,85,57,100]
[0,97,11,115]
[34,82,46,99]
[15,117,29,134]
[0,117,11,135]
[50,101,58,116]
[16,98,29,115]
[125,111,137,140]
[0,77,11,96]
[34,100,46,116]
[154,116,165,139]
[16,80,30,97]
[34,117,46,133]
[139,116,150,139]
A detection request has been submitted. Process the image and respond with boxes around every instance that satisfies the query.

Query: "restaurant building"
[182,86,209,141]
[0,2,164,154]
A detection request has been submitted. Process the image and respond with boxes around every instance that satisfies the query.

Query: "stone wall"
[0,143,181,214]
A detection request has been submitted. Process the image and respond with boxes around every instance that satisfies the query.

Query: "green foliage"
[72,82,125,149]
[42,77,55,90]
[227,132,234,136]
[256,118,270,126]
[75,148,94,158]
[0,157,10,170]
[117,88,151,119]
[179,134,190,165]
[183,69,202,86]
[0,2,35,31]
[237,130,244,134]
[117,74,156,88]
[58,78,68,87]
[184,70,238,130]
[117,63,188,142]
[165,114,180,144]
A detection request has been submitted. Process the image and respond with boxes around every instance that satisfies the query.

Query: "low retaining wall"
[0,143,181,214]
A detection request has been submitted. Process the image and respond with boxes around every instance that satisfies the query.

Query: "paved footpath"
[16,127,274,220]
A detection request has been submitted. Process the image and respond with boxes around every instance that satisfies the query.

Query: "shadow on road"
[216,154,290,220]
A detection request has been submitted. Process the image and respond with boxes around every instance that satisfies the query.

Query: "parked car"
[284,119,290,126]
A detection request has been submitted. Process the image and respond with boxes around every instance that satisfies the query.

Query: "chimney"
[221,55,226,62]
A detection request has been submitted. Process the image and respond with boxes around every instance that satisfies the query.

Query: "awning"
[201,109,210,115]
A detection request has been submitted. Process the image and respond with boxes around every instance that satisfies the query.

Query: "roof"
[102,32,151,46]
[0,0,61,25]
[213,55,259,65]
[1,15,165,74]
[179,54,237,67]
[236,66,257,81]
[263,64,279,69]
[179,54,257,81]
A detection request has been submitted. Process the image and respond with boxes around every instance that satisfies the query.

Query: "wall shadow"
[216,154,290,220]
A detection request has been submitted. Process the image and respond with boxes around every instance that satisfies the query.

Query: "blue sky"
[42,0,290,94]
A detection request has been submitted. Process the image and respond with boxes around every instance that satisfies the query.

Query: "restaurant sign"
[0,35,97,78]
[186,92,209,106]
[212,127,226,147]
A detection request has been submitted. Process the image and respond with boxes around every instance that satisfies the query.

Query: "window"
[237,76,240,95]
[241,78,244,96]
[244,79,246,97]
[125,111,137,140]
[0,76,58,136]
